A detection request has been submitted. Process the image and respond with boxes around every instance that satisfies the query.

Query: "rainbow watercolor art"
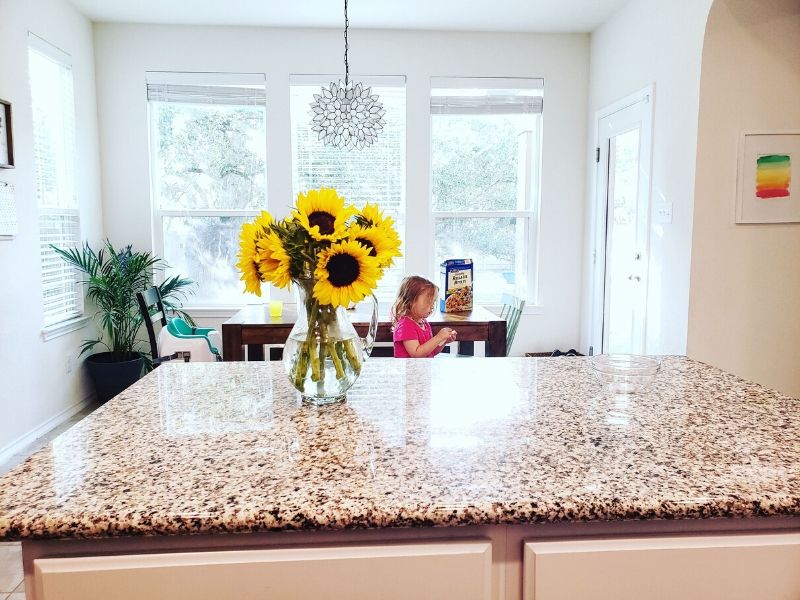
[755,154,791,199]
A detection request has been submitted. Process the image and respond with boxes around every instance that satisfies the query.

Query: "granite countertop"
[1,356,799,540]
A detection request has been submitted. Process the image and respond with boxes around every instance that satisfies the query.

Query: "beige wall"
[583,0,713,356]
[689,0,800,396]
[0,0,102,458]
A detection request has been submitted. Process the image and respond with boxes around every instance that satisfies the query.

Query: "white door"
[592,89,653,355]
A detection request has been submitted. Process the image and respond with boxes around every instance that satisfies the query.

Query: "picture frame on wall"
[736,132,799,224]
[0,99,13,169]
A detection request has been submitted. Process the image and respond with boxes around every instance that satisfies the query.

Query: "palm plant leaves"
[51,239,195,362]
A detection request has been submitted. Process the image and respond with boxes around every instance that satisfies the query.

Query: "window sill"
[41,315,90,341]
[481,303,543,316]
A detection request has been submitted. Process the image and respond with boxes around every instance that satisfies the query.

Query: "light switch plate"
[655,202,673,224]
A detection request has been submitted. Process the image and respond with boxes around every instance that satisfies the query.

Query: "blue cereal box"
[440,259,473,312]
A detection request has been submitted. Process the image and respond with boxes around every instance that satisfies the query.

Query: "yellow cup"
[269,300,283,318]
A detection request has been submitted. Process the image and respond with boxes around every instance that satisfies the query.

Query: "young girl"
[392,276,457,358]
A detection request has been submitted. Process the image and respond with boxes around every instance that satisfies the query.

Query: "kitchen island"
[2,357,800,599]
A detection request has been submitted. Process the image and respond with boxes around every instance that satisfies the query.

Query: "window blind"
[146,84,266,106]
[29,35,82,327]
[146,72,267,107]
[39,210,81,325]
[430,76,544,116]
[430,94,543,115]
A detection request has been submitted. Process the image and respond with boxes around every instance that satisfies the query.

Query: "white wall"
[688,0,800,397]
[0,0,102,455]
[92,24,590,356]
[582,0,714,355]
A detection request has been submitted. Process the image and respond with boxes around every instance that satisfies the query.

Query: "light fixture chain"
[309,0,385,149]
[343,0,349,85]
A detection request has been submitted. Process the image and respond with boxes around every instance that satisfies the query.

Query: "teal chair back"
[499,293,525,356]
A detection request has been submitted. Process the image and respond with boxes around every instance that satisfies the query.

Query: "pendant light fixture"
[310,0,385,150]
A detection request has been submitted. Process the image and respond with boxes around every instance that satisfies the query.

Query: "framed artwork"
[0,99,13,169]
[736,132,799,223]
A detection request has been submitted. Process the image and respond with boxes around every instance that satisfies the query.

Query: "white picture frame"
[736,132,799,224]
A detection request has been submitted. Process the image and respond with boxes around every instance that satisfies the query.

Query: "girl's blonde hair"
[391,275,439,328]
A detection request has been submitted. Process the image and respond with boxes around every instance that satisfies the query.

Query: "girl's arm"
[402,328,455,358]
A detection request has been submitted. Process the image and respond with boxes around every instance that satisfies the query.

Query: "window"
[29,34,82,327]
[431,77,543,304]
[147,72,267,306]
[290,75,406,303]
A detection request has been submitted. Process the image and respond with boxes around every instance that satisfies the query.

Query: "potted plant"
[52,239,195,402]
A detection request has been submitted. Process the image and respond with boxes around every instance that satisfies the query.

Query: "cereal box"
[440,259,473,313]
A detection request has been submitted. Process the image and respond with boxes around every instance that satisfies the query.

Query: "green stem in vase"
[293,344,309,387]
[343,338,362,375]
[309,336,321,382]
[318,331,328,375]
[303,288,321,383]
[328,340,345,379]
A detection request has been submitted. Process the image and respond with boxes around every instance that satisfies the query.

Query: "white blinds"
[430,95,543,115]
[39,211,81,325]
[29,35,82,327]
[146,85,266,106]
[430,77,544,116]
[146,72,266,106]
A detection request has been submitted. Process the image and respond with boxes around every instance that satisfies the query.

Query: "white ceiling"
[66,0,630,33]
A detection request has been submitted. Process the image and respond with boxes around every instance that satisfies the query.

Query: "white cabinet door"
[35,540,492,600]
[524,533,800,600]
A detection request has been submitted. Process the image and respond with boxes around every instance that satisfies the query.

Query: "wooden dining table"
[222,303,507,361]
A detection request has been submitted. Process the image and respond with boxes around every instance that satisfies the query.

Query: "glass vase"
[283,278,378,405]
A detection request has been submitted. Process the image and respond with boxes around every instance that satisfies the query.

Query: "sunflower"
[257,233,292,289]
[348,224,402,268]
[293,188,354,242]
[313,240,380,308]
[358,202,390,228]
[253,210,274,233]
[358,202,400,242]
[236,221,264,296]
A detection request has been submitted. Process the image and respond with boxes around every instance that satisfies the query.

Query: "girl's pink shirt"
[393,316,437,358]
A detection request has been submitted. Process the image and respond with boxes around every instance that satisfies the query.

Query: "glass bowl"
[591,354,661,394]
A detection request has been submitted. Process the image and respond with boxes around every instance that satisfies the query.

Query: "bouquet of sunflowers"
[236,188,401,399]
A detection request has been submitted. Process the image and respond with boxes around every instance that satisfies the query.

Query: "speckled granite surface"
[0,356,798,540]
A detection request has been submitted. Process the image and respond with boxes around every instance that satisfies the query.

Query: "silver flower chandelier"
[310,0,385,150]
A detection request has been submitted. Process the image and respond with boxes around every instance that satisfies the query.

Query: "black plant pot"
[85,352,144,403]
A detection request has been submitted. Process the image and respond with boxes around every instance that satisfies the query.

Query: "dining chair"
[136,286,222,365]
[499,293,525,356]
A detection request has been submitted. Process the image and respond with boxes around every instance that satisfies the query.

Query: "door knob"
[627,275,641,282]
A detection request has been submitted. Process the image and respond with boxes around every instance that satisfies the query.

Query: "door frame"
[588,85,655,356]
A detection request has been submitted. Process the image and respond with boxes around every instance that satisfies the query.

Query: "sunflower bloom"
[257,233,292,290]
[348,224,402,268]
[293,188,355,242]
[313,240,380,308]
[236,221,264,296]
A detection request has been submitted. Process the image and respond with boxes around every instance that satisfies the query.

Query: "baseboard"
[0,393,95,467]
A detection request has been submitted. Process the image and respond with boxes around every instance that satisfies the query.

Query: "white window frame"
[146,72,268,309]
[429,77,543,307]
[29,33,88,337]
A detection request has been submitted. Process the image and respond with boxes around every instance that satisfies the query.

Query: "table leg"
[485,321,507,357]
[457,341,475,356]
[248,345,265,361]
[222,324,244,362]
